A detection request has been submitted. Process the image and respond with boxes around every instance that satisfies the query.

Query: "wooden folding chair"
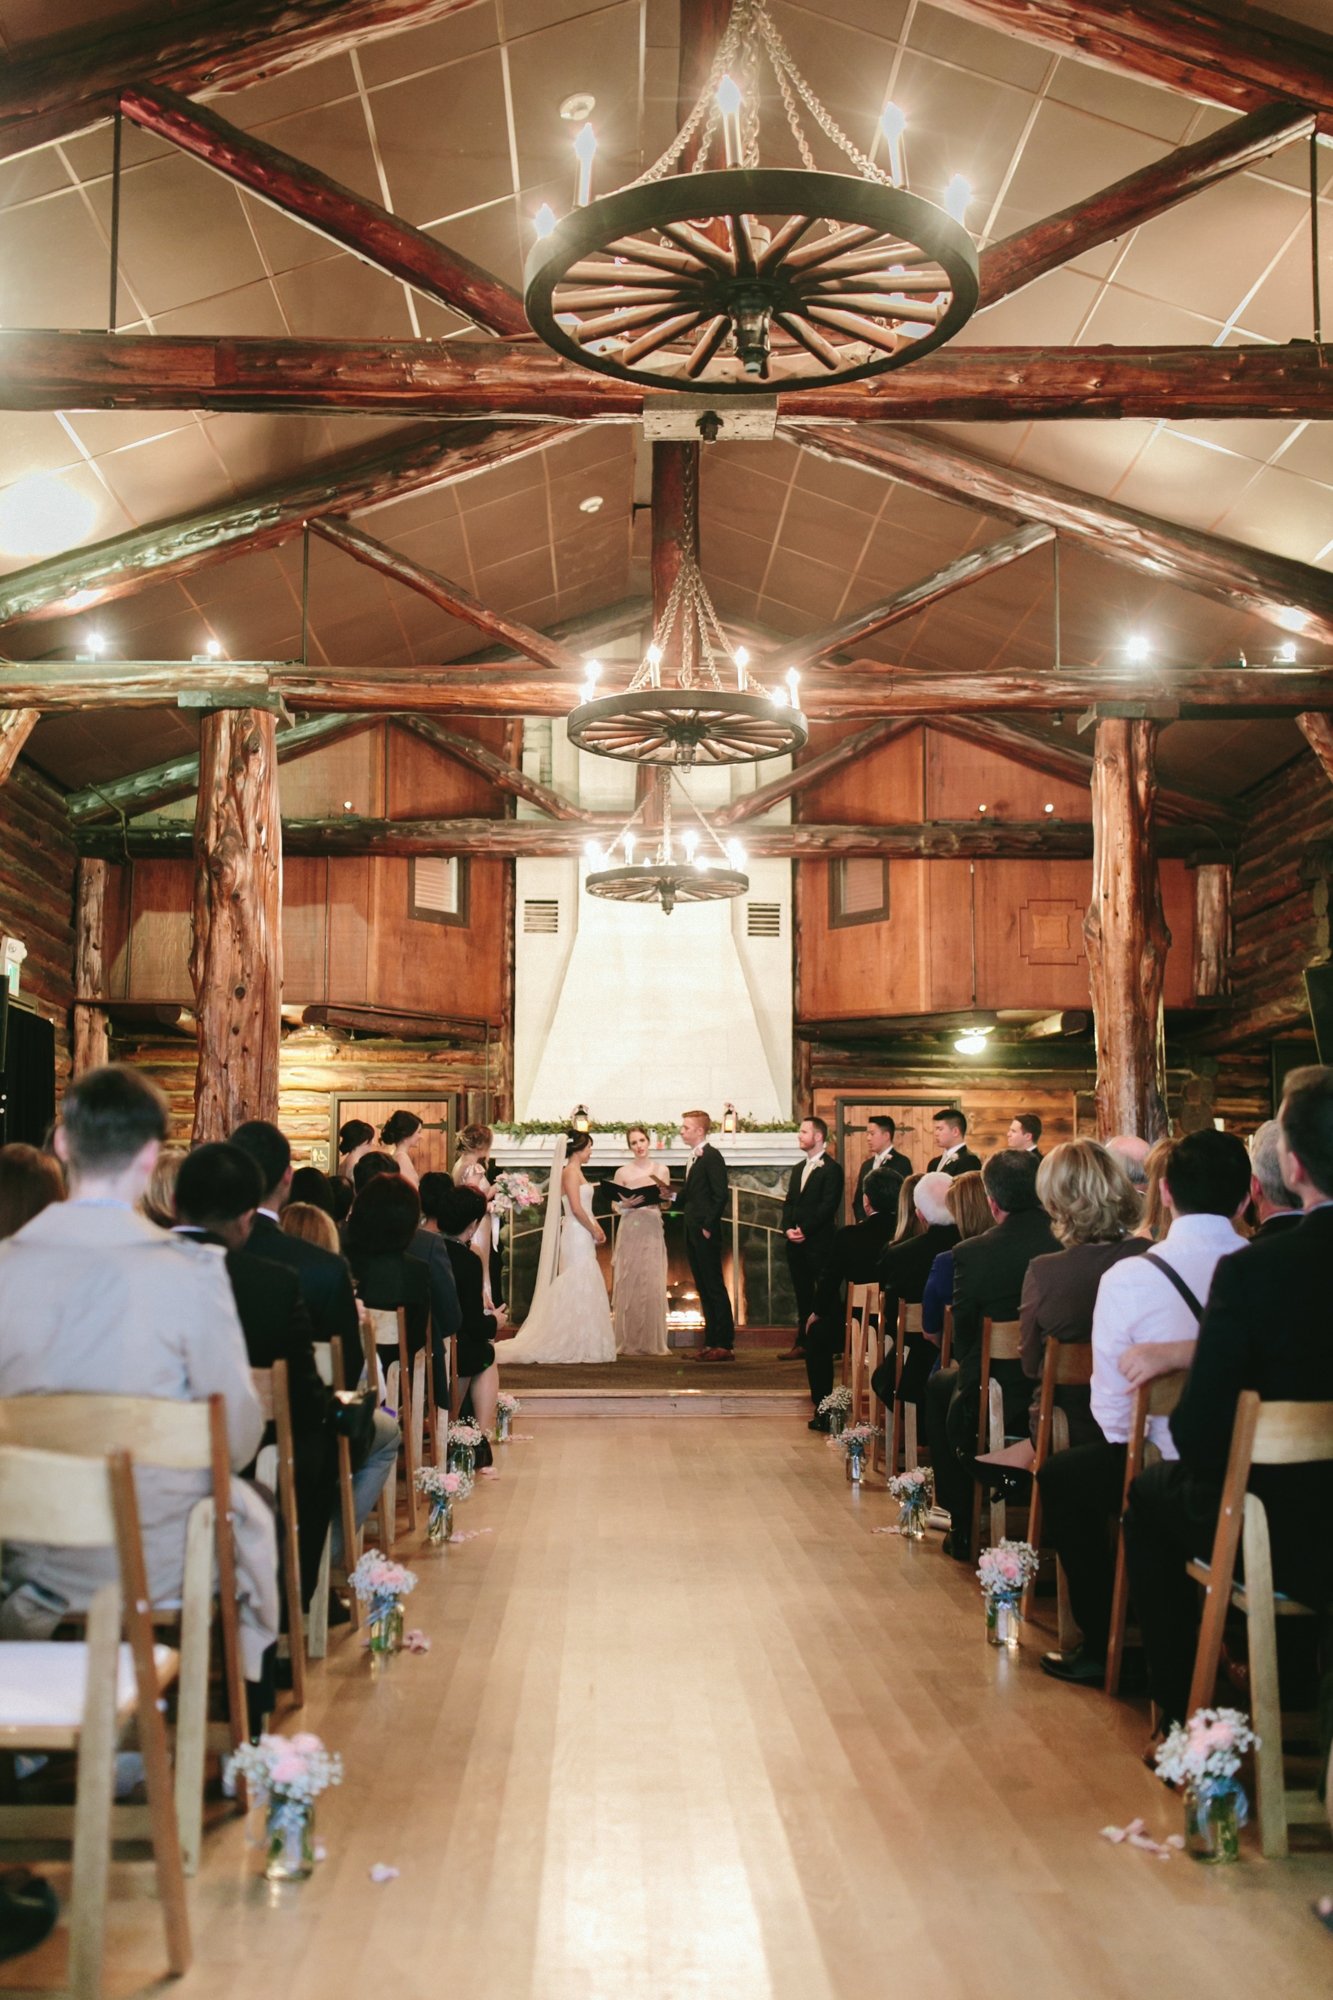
[847,1284,877,1428]
[322,1336,361,1632]
[0,1393,245,1878]
[448,1335,462,1424]
[1104,1368,1189,1696]
[1023,1338,1095,1647]
[972,1317,1024,1557]
[360,1308,398,1549]
[1185,1391,1333,1857]
[940,1307,953,1371]
[251,1360,306,1710]
[0,1443,190,1997]
[889,1301,924,1476]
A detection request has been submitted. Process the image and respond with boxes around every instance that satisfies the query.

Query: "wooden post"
[1193,863,1232,999]
[72,857,110,1077]
[190,709,282,1142]
[0,709,37,784]
[1298,711,1333,786]
[497,721,519,1122]
[1083,719,1170,1141]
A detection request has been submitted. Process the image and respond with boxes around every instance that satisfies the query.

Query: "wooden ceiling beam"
[0,0,490,166]
[72,813,1227,861]
[0,712,38,785]
[0,418,575,628]
[787,421,1333,648]
[64,711,379,823]
[977,102,1316,308]
[9,655,1333,719]
[937,0,1333,129]
[311,516,584,673]
[121,85,526,339]
[9,329,1333,423]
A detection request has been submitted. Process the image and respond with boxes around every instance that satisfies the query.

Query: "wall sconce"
[722,1102,737,1134]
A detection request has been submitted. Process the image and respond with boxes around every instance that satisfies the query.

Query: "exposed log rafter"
[65,711,379,823]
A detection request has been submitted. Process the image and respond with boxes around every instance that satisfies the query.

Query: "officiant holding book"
[612,1125,672,1355]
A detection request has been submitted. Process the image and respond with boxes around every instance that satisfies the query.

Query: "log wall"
[1224,748,1333,1028]
[0,763,77,1086]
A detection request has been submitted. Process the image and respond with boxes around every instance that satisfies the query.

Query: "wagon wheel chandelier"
[567,454,806,769]
[524,0,978,393]
[583,771,749,916]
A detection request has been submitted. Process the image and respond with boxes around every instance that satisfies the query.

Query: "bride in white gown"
[500,1130,617,1364]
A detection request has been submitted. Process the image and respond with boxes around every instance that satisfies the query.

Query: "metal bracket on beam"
[641,392,777,442]
[177,690,294,726]
[1076,700,1181,732]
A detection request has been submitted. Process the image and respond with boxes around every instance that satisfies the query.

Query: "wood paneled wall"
[795,725,1196,1021]
[0,764,77,1085]
[1226,748,1332,1022]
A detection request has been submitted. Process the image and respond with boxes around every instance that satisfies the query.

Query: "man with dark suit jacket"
[783,1117,845,1353]
[927,1107,982,1177]
[853,1116,911,1223]
[925,1148,1057,1560]
[1124,1078,1333,1726]
[803,1169,896,1425]
[173,1143,337,1609]
[678,1111,735,1360]
[231,1120,360,1355]
[873,1170,961,1425]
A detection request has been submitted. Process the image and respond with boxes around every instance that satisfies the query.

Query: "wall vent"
[746,902,781,938]
[524,899,560,935]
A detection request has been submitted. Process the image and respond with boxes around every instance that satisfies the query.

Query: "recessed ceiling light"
[560,92,596,122]
[954,1030,988,1055]
[1125,634,1150,661]
[0,475,96,558]
[579,494,604,513]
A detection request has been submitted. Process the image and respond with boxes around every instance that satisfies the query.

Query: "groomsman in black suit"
[853,1115,911,1222]
[927,1107,982,1177]
[679,1110,735,1361]
[1006,1113,1042,1157]
[782,1117,845,1351]
[805,1174,897,1424]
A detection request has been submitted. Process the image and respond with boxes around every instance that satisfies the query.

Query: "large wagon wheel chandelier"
[583,771,749,916]
[567,455,806,768]
[524,0,978,393]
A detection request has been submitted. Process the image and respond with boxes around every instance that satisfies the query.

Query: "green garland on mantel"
[493,1118,800,1142]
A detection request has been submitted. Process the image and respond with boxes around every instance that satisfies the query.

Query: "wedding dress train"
[501,1191,617,1364]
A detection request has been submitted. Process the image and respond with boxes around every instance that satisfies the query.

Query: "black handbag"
[331,1388,378,1471]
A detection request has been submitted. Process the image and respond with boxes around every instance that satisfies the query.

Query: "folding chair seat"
[971,1317,1025,1557]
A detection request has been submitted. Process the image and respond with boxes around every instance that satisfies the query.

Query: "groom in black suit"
[679,1110,735,1361]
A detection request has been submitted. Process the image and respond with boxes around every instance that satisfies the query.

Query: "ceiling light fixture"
[0,475,96,558]
[585,771,749,915]
[1125,635,1151,661]
[560,92,597,122]
[578,494,604,513]
[1278,641,1298,662]
[524,0,978,394]
[954,1029,988,1055]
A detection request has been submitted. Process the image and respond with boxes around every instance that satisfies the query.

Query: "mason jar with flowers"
[447,1419,484,1489]
[1154,1708,1257,1863]
[494,1391,521,1443]
[976,1539,1039,1646]
[349,1551,418,1654]
[817,1385,853,1437]
[887,1465,933,1539]
[231,1731,342,1881]
[414,1465,464,1544]
[837,1424,879,1484]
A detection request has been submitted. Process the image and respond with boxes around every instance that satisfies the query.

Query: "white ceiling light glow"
[0,475,97,558]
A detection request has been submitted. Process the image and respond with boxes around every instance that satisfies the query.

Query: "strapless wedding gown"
[501,1192,617,1364]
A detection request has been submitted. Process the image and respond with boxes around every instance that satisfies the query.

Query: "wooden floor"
[499,1351,804,1392]
[10,1411,1332,2000]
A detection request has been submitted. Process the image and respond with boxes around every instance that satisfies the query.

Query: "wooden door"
[329,1095,457,1176]
[835,1099,938,1221]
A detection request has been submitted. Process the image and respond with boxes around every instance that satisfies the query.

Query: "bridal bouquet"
[886,1465,933,1539]
[495,1391,521,1442]
[1154,1709,1257,1864]
[415,1465,465,1544]
[976,1539,1039,1648]
[349,1552,418,1654]
[232,1731,342,1881]
[490,1171,543,1215]
[817,1384,853,1435]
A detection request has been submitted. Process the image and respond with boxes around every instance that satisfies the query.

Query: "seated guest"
[353,1151,397,1195]
[1106,1135,1150,1190]
[803,1173,898,1426]
[927,1107,981,1177]
[329,1177,355,1226]
[925,1149,1057,1561]
[282,1202,341,1255]
[0,1066,276,1684]
[1124,1094,1333,1728]
[1007,1114,1042,1157]
[854,1116,911,1221]
[230,1121,359,1354]
[1041,1128,1248,1686]
[1135,1136,1174,1241]
[436,1183,500,1438]
[0,1144,63,1239]
[174,1144,338,1610]
[869,1172,961,1432]
[1247,1118,1304,1239]
[288,1165,338,1217]
[337,1119,376,1182]
[920,1171,991,1346]
[415,1173,464,1409]
[344,1173,431,1371]
[140,1145,187,1228]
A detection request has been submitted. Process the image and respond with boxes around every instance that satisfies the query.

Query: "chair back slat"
[0,1395,211,1469]
[0,1443,115,1547]
[986,1318,1023,1362]
[1053,1343,1094,1388]
[1250,1400,1333,1465]
[250,1371,275,1423]
[1146,1369,1189,1418]
[898,1302,923,1337]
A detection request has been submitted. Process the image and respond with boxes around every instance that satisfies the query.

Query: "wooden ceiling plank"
[0,419,576,628]
[0,0,491,167]
[6,330,1333,423]
[390,714,591,821]
[311,516,584,673]
[978,102,1316,308]
[64,711,380,823]
[786,421,1333,648]
[120,84,526,340]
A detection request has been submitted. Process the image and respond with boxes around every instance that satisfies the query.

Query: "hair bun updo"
[380,1110,423,1147]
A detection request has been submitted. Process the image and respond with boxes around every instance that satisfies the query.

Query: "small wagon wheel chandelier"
[524,0,978,393]
[567,455,806,768]
[583,772,749,916]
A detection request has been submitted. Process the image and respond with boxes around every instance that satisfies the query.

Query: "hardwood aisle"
[19,1413,1333,2000]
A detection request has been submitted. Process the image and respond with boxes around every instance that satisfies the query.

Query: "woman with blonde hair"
[281,1201,341,1256]
[891,1172,924,1243]
[140,1146,187,1229]
[1136,1136,1173,1242]
[452,1123,501,1309]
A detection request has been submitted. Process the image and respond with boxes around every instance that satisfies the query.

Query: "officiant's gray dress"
[612,1176,669,1355]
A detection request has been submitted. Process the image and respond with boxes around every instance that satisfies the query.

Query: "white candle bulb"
[786,668,800,706]
[772,683,787,707]
[534,203,557,238]
[944,175,972,225]
[623,834,635,864]
[585,841,602,866]
[573,123,597,207]
[726,840,746,870]
[717,74,743,166]
[684,832,698,864]
[880,102,906,187]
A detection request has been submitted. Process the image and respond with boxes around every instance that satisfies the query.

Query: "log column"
[190,708,282,1141]
[1083,718,1170,1141]
[1298,711,1333,784]
[1193,863,1232,999]
[0,710,38,785]
[72,857,110,1076]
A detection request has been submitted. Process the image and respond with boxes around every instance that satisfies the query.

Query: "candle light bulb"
[726,840,746,870]
[534,203,557,238]
[786,668,800,706]
[772,683,787,707]
[584,841,603,867]
[944,174,972,225]
[880,102,906,186]
[573,122,597,207]
[717,74,743,167]
[684,832,698,865]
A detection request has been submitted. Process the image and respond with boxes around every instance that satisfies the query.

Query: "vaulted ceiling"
[2,0,1332,801]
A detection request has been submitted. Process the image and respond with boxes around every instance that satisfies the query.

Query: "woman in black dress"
[344,1173,431,1383]
[435,1182,500,1438]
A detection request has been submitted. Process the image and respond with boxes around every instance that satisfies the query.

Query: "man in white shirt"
[1037,1128,1250,1685]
